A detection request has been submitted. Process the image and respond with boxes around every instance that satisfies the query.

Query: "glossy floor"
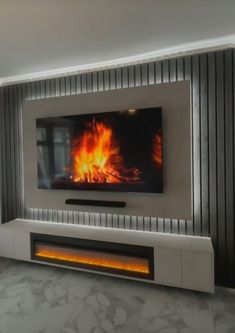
[0,257,234,333]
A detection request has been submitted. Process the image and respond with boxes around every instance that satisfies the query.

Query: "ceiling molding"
[1,34,235,87]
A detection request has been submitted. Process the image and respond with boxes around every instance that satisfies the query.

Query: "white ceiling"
[0,0,235,83]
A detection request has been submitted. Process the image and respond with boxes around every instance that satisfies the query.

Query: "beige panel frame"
[23,81,191,219]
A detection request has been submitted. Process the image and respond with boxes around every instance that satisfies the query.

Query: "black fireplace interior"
[36,107,163,193]
[31,233,154,280]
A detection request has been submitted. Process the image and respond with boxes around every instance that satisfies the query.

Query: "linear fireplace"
[30,233,154,280]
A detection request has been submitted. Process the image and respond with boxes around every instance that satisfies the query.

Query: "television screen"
[36,107,163,193]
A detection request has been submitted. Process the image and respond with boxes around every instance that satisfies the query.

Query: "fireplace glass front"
[31,233,154,280]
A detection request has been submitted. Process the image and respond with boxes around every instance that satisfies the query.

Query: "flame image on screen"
[34,243,150,274]
[71,119,141,184]
[153,131,163,166]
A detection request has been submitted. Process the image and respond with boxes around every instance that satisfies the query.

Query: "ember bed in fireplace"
[31,233,154,280]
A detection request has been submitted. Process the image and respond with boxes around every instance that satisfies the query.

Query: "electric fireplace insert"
[31,233,154,280]
[36,107,163,193]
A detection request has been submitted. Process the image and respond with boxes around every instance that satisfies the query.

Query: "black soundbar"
[65,199,126,208]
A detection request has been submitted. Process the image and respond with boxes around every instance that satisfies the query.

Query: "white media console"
[0,219,214,293]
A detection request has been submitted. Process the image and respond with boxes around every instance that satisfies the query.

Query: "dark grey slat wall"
[0,49,234,287]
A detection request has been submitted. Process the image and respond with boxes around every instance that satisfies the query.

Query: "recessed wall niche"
[23,81,191,219]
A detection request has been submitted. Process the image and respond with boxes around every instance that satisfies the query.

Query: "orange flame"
[153,131,163,166]
[35,247,149,274]
[71,119,141,184]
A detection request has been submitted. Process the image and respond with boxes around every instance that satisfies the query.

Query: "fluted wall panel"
[0,49,234,286]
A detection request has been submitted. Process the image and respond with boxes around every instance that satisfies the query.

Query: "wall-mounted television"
[36,107,163,193]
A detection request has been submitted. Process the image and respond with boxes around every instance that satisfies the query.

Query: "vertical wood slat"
[176,57,184,81]
[104,70,110,90]
[208,52,218,274]
[200,54,209,236]
[134,65,141,86]
[13,85,20,219]
[184,56,193,235]
[170,59,177,82]
[110,69,116,90]
[192,55,201,235]
[115,68,122,89]
[98,71,104,91]
[0,87,6,221]
[86,73,93,93]
[162,60,170,82]
[122,67,128,88]
[141,63,148,85]
[0,88,4,221]
[148,63,155,84]
[171,219,179,234]
[233,50,235,286]
[75,75,82,94]
[60,77,66,96]
[70,76,76,95]
[155,61,162,83]
[0,49,235,286]
[5,87,13,220]
[81,73,87,93]
[92,72,98,92]
[39,80,46,99]
[10,86,17,220]
[224,50,234,285]
[128,66,135,87]
[3,87,9,220]
[49,79,54,97]
[216,51,226,284]
[17,84,25,218]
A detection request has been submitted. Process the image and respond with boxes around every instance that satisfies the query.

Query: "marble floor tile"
[0,257,234,333]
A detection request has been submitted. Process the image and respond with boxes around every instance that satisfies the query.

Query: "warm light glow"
[35,245,149,274]
[71,119,141,184]
[127,108,137,113]
[153,132,163,165]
